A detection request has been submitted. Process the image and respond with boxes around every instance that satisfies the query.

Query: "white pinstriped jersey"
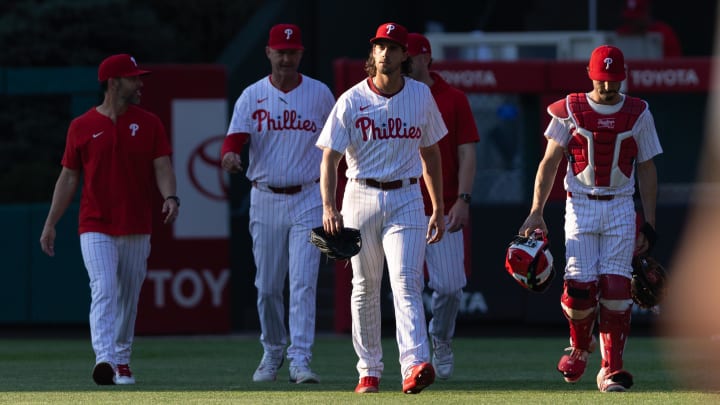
[316,77,447,180]
[227,74,335,186]
[545,93,663,196]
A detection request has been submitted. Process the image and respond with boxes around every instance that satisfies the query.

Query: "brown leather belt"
[253,179,319,195]
[567,191,614,201]
[357,178,418,190]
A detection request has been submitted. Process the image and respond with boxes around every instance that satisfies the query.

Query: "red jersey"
[616,20,682,58]
[62,105,171,235]
[420,72,480,215]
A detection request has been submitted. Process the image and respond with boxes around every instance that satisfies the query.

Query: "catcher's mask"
[504,229,555,293]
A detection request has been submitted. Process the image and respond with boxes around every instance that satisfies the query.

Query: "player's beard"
[379,62,398,76]
[598,90,620,104]
[122,87,141,105]
[116,81,141,105]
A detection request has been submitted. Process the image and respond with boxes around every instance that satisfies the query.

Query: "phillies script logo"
[252,109,317,132]
[355,117,421,141]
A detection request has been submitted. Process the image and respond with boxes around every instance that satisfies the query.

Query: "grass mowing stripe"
[0,335,718,404]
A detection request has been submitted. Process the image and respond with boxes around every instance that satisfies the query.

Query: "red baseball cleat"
[402,362,435,394]
[557,348,592,383]
[557,336,597,383]
[354,376,379,393]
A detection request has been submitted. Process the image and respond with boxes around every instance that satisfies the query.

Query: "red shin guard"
[598,274,632,371]
[561,280,599,350]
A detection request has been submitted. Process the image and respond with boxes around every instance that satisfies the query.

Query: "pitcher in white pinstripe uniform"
[317,22,446,395]
[40,54,179,385]
[221,23,335,384]
[518,45,662,393]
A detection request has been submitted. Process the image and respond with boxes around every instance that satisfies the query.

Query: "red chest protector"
[548,93,646,188]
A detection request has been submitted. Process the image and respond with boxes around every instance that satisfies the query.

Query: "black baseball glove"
[631,255,667,309]
[309,227,362,260]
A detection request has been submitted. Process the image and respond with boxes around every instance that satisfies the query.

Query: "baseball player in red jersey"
[616,0,683,58]
[518,45,662,392]
[406,33,480,380]
[317,22,447,395]
[220,24,335,384]
[39,54,179,385]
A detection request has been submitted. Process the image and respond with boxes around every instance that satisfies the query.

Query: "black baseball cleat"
[92,361,115,385]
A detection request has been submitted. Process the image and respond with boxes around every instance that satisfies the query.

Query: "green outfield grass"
[1,333,718,404]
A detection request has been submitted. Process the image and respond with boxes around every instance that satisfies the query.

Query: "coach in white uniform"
[518,45,662,393]
[221,24,335,384]
[317,22,446,395]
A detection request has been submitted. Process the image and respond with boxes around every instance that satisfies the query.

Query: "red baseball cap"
[623,0,650,19]
[587,45,626,82]
[407,33,431,57]
[370,22,408,49]
[267,24,304,50]
[98,54,150,82]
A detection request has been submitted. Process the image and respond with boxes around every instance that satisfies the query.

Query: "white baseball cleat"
[252,351,284,382]
[113,364,136,385]
[597,367,634,393]
[431,339,454,380]
[289,366,320,383]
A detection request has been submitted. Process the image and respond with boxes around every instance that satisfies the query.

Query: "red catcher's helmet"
[505,229,555,292]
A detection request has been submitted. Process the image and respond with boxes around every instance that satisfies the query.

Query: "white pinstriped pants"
[249,183,322,368]
[342,180,430,380]
[564,195,636,281]
[425,220,465,342]
[80,232,150,366]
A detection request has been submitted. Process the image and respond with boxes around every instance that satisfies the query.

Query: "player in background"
[317,22,446,395]
[220,23,335,384]
[40,54,179,385]
[406,32,479,380]
[517,45,662,392]
[615,0,682,58]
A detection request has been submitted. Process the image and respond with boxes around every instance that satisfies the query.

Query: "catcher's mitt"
[631,255,667,309]
[309,227,362,260]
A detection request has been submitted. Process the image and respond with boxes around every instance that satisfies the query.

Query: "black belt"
[268,184,302,194]
[254,179,319,195]
[357,178,418,190]
[567,191,614,201]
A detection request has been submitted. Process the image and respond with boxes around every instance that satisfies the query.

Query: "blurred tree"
[0,0,176,65]
[140,0,264,62]
[0,0,260,203]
